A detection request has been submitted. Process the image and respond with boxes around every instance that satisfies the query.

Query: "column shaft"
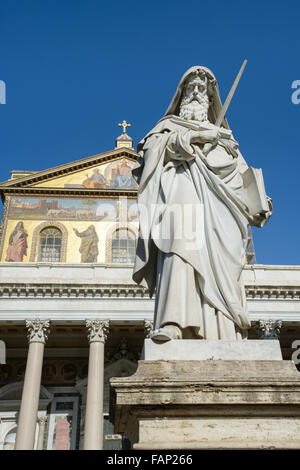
[15,342,44,450]
[37,416,47,450]
[84,341,105,450]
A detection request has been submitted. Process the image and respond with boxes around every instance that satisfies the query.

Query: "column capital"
[37,415,48,425]
[26,319,51,344]
[257,319,282,339]
[86,319,109,343]
[144,320,154,338]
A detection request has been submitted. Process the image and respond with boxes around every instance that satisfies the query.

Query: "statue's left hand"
[251,197,273,227]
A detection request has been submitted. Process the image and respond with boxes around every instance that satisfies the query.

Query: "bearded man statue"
[133,66,272,342]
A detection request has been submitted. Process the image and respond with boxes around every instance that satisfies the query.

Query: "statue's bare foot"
[150,325,182,342]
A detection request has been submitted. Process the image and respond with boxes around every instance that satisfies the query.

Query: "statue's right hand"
[190,129,220,144]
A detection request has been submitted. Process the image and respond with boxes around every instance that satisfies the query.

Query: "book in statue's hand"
[241,167,270,216]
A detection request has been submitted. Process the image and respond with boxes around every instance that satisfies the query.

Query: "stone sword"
[203,59,247,155]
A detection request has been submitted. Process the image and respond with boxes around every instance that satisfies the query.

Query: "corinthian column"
[15,320,51,450]
[84,319,109,450]
[37,415,48,450]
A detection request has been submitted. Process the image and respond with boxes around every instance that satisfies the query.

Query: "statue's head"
[179,69,210,122]
[163,66,228,128]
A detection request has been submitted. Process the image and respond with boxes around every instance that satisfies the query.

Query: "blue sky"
[0,0,299,265]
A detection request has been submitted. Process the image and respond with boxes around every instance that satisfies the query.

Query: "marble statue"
[133,66,272,342]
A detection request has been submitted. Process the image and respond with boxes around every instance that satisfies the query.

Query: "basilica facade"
[0,127,300,450]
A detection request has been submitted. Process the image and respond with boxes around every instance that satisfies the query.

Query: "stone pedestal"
[141,338,283,360]
[109,341,300,449]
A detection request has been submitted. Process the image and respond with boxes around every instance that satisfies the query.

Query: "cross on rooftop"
[118,120,131,134]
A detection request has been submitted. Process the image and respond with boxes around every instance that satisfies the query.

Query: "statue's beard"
[179,94,209,122]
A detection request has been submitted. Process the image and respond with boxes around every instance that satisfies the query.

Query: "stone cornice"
[0,282,299,300]
[243,264,300,271]
[245,285,300,299]
[0,283,150,298]
[0,186,137,199]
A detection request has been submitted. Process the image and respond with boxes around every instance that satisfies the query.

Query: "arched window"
[111,229,135,264]
[38,227,62,262]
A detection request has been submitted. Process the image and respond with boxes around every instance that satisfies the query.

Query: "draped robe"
[75,227,99,263]
[133,115,254,339]
[5,229,28,262]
